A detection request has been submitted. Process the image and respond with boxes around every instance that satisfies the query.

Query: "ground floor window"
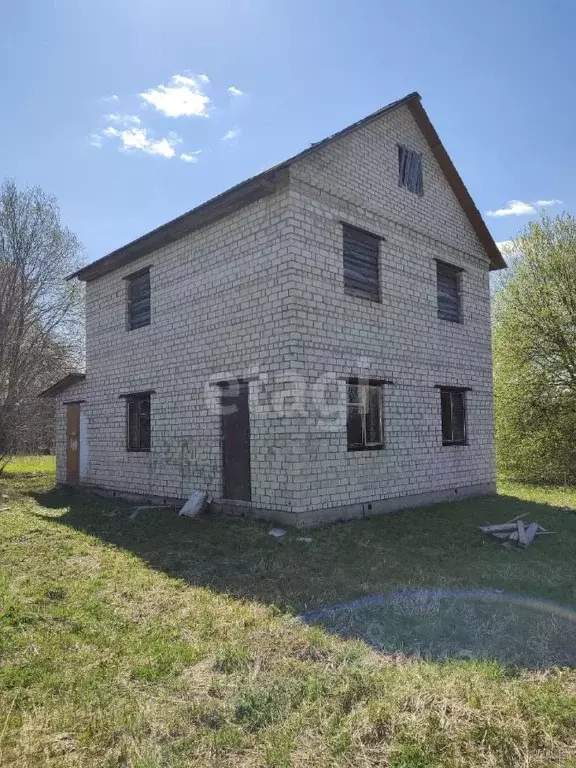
[440,388,467,445]
[126,393,151,451]
[347,379,383,450]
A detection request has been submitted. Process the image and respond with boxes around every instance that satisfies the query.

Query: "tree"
[0,179,84,470]
[494,213,576,483]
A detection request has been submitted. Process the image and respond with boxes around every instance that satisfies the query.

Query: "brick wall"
[56,185,297,508]
[54,102,496,521]
[281,103,495,514]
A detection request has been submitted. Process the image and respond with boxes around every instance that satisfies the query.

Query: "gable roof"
[69,92,505,282]
[38,372,86,399]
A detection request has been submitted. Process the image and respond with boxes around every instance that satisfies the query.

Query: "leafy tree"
[0,179,84,470]
[494,213,576,483]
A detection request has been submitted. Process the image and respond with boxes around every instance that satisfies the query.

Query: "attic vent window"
[398,145,423,196]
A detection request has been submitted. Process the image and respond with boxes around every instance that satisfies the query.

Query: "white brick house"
[41,92,506,527]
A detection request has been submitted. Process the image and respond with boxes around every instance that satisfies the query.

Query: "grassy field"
[1,454,56,475]
[1,469,576,766]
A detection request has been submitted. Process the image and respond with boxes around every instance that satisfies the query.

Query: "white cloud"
[228,85,244,97]
[102,94,119,103]
[496,240,513,252]
[221,128,240,141]
[89,133,103,148]
[170,74,195,86]
[180,150,202,163]
[101,126,181,158]
[535,199,562,207]
[140,74,210,118]
[198,73,210,84]
[105,113,141,126]
[487,200,536,217]
[146,136,180,158]
[487,199,563,217]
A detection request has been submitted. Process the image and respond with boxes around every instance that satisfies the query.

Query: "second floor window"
[126,268,151,330]
[126,393,151,451]
[347,379,384,450]
[436,261,462,322]
[343,225,380,301]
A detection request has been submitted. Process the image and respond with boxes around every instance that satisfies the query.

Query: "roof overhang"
[68,169,289,283]
[39,373,86,399]
[405,99,506,271]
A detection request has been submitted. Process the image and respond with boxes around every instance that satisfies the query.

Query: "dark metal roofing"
[38,372,86,399]
[69,91,505,282]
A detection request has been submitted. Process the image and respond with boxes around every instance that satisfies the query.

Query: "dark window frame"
[125,392,151,452]
[398,144,423,196]
[342,224,381,303]
[436,260,463,323]
[439,387,468,446]
[125,267,151,331]
[346,378,384,451]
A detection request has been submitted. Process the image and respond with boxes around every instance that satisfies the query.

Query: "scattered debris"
[517,519,528,547]
[269,528,286,538]
[296,537,313,543]
[179,491,210,518]
[480,515,556,549]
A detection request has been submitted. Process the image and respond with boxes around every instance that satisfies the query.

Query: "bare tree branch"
[0,178,85,466]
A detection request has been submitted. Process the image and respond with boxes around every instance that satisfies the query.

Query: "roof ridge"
[69,91,504,281]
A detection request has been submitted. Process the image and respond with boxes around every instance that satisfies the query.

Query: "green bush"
[494,214,576,483]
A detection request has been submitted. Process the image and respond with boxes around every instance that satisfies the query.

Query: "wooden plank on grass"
[517,519,528,548]
[503,512,529,525]
[524,522,538,547]
[480,523,518,533]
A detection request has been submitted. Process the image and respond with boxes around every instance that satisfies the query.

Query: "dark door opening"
[66,403,80,484]
[220,380,251,501]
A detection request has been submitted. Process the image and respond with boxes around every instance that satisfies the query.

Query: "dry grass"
[1,470,576,766]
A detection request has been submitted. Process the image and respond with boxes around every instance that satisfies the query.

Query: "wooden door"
[221,381,251,501]
[66,404,80,483]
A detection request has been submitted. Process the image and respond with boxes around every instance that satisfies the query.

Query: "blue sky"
[2,0,574,265]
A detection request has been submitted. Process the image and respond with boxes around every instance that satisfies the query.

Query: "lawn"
[1,454,56,475]
[1,470,576,766]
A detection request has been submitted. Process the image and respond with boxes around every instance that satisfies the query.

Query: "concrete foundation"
[65,481,497,529]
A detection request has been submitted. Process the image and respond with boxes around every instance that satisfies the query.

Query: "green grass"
[1,454,56,475]
[1,470,576,766]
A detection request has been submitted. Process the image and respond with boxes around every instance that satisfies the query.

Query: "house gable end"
[289,100,504,270]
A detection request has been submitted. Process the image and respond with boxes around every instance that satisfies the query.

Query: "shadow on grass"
[30,484,576,670]
[304,588,576,669]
